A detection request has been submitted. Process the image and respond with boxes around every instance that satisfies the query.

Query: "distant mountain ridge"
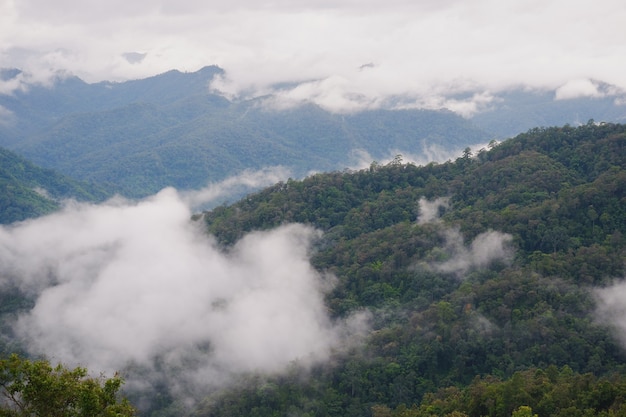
[471,87,626,138]
[1,66,625,197]
[0,66,489,197]
[0,66,226,143]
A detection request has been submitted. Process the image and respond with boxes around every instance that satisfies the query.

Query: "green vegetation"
[0,146,112,224]
[197,122,626,417]
[4,67,625,199]
[13,105,488,198]
[0,354,135,416]
[1,121,625,416]
[381,365,626,417]
[1,67,490,197]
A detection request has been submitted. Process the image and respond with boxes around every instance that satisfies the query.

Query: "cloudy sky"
[2,0,626,110]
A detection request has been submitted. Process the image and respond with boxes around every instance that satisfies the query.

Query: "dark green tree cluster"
[385,365,626,417]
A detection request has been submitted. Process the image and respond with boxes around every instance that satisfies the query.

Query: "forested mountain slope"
[0,146,111,224]
[196,122,626,417]
[0,67,490,197]
[3,66,625,199]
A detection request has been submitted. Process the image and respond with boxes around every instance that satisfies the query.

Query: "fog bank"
[0,178,369,402]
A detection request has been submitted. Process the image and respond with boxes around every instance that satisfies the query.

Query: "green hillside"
[195,122,626,417]
[0,146,111,224]
[1,122,625,417]
[13,102,489,197]
[3,67,626,199]
[0,67,491,198]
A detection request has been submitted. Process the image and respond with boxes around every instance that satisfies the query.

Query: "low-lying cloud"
[431,228,513,277]
[417,197,450,224]
[181,166,291,210]
[414,198,513,277]
[0,177,369,404]
[0,105,16,127]
[594,280,626,348]
[347,143,486,173]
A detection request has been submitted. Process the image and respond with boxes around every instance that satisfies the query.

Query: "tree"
[0,354,135,417]
[511,405,538,417]
[371,404,392,417]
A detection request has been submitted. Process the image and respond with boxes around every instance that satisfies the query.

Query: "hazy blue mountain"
[2,66,625,198]
[0,66,226,144]
[470,87,626,138]
[0,67,490,197]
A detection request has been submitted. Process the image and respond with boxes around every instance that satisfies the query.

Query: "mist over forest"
[0,65,625,417]
[2,0,626,414]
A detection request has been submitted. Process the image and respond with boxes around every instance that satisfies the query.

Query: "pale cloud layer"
[417,197,450,224]
[181,166,291,210]
[0,173,369,403]
[1,0,625,112]
[431,228,514,277]
[595,280,626,349]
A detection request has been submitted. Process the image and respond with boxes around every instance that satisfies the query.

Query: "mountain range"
[1,63,626,416]
[1,66,625,199]
[3,122,623,416]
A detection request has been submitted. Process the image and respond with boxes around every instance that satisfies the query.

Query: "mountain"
[470,87,626,138]
[0,122,625,416]
[12,102,488,198]
[190,122,626,417]
[0,146,111,224]
[0,67,490,197]
[2,67,625,199]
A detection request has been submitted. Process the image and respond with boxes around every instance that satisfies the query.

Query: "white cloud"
[555,79,603,100]
[0,177,369,403]
[181,166,291,210]
[346,140,486,173]
[417,197,450,224]
[595,280,626,348]
[0,76,25,95]
[1,0,625,112]
[0,105,16,126]
[432,228,513,276]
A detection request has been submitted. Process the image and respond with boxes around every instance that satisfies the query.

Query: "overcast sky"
[2,0,626,110]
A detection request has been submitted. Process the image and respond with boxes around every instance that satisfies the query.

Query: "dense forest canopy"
[0,67,490,198]
[196,122,626,417]
[0,122,624,417]
[2,66,625,199]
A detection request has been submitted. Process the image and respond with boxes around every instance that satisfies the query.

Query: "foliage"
[0,354,135,416]
[195,123,626,417]
[0,68,490,197]
[0,146,112,224]
[396,366,626,417]
[1,122,625,416]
